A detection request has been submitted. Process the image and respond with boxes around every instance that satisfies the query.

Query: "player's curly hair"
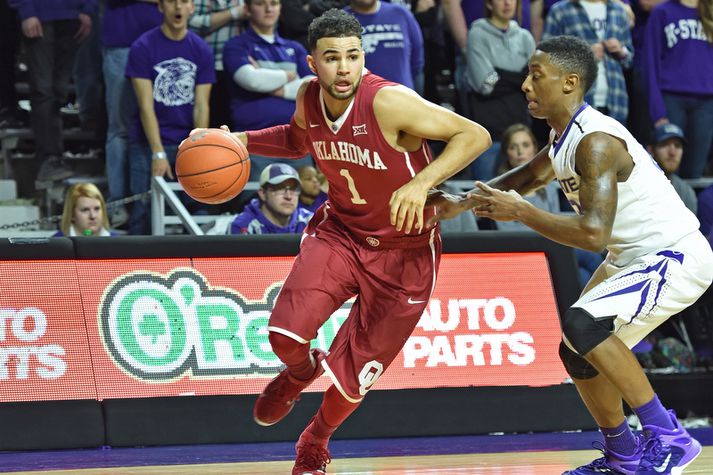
[307,9,362,52]
[537,35,598,94]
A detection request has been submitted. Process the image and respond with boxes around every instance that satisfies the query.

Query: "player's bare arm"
[374,85,491,234]
[426,144,555,225]
[473,132,621,252]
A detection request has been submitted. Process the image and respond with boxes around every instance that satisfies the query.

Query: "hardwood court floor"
[2,448,712,475]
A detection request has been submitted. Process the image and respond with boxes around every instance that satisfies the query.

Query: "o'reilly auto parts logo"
[99,268,346,381]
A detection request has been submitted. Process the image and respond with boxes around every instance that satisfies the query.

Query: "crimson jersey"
[303,72,437,245]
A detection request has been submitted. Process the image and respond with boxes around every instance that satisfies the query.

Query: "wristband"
[152,151,167,161]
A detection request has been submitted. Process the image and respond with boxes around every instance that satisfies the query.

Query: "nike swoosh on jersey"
[309,122,320,128]
[407,297,427,304]
[654,453,672,473]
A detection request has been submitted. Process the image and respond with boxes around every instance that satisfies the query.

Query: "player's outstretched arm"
[472,132,620,252]
[375,85,491,233]
[192,81,311,159]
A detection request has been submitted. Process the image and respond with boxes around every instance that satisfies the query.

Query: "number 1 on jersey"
[340,169,367,204]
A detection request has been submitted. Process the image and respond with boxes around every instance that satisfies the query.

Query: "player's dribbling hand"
[389,179,430,234]
[469,182,525,222]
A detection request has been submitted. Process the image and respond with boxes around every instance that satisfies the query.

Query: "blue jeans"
[103,47,137,202]
[663,93,713,178]
[248,154,315,182]
[128,143,179,235]
[73,5,103,127]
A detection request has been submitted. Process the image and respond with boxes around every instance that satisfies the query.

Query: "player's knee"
[268,332,305,360]
[561,307,614,356]
[558,341,599,379]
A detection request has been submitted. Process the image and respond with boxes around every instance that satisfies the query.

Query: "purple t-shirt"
[344,1,424,89]
[102,0,162,48]
[125,26,216,145]
[643,0,713,122]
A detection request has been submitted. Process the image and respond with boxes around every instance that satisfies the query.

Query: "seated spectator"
[223,0,315,181]
[493,124,560,231]
[465,0,535,181]
[649,123,697,214]
[298,165,328,213]
[230,163,313,234]
[53,183,116,237]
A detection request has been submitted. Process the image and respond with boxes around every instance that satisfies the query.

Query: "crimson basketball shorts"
[267,216,442,402]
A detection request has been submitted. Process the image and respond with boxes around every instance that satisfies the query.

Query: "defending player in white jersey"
[429,35,713,475]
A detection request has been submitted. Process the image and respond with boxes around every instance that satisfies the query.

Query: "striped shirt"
[543,0,633,123]
[188,0,243,70]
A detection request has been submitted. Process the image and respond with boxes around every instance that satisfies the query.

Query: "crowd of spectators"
[1,0,713,244]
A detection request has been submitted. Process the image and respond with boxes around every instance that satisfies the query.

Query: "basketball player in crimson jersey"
[428,36,713,475]
[194,9,489,474]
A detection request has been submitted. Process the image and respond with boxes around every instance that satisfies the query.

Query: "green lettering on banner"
[116,288,186,367]
[195,303,243,362]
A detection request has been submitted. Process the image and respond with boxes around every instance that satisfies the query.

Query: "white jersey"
[549,104,700,266]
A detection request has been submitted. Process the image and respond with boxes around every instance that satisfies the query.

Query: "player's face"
[159,0,194,31]
[521,51,566,120]
[506,131,536,168]
[653,138,684,175]
[261,180,301,219]
[72,196,103,236]
[308,37,365,101]
[246,0,281,33]
[298,166,322,199]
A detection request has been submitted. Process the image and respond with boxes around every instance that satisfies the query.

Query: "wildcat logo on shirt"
[153,57,197,107]
[312,140,387,170]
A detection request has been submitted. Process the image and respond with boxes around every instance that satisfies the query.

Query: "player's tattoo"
[574,132,619,242]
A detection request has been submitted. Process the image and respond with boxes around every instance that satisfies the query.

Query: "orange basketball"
[176,128,251,204]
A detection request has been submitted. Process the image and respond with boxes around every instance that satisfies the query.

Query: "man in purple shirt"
[345,0,424,91]
[125,0,215,234]
[642,0,713,178]
[230,163,314,234]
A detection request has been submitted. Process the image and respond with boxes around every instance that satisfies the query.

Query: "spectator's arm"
[442,0,467,51]
[282,76,315,100]
[530,0,544,42]
[542,5,564,40]
[234,64,292,92]
[465,27,498,95]
[131,77,174,178]
[642,7,667,124]
[193,83,211,128]
[405,8,425,83]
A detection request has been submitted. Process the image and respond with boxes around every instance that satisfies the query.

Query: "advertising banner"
[0,261,97,402]
[0,253,568,402]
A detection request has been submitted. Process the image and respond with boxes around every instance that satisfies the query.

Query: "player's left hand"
[389,179,430,234]
[469,181,525,222]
